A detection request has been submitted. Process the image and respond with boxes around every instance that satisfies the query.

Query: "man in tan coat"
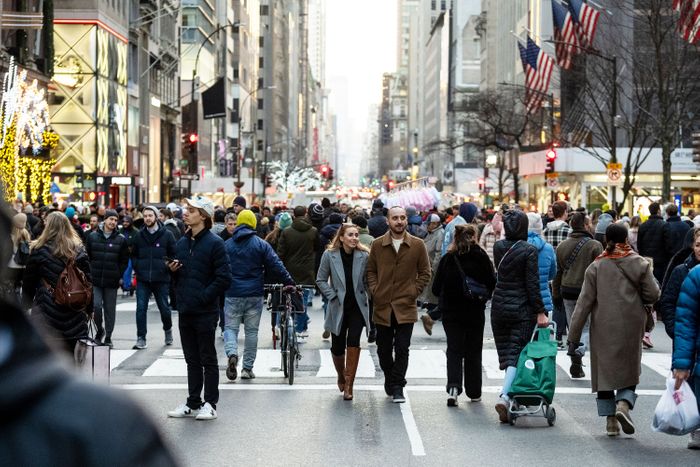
[366,206,431,403]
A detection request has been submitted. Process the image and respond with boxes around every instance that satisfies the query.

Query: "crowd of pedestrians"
[4,193,700,449]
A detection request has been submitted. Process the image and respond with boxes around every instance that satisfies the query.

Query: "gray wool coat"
[569,253,660,392]
[316,248,370,336]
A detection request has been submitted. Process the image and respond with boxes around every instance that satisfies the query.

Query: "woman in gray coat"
[568,224,660,437]
[316,223,370,401]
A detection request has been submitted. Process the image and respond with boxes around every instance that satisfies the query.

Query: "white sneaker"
[195,402,217,420]
[688,429,700,449]
[296,333,307,343]
[167,404,196,418]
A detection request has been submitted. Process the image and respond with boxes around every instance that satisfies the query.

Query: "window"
[259,57,264,68]
[257,119,264,130]
[257,139,263,151]
[258,98,264,110]
[258,77,264,88]
[259,36,264,48]
[260,5,269,15]
[431,0,436,10]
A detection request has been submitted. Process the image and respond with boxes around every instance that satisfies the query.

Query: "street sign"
[180,174,199,181]
[606,162,623,186]
[546,177,559,191]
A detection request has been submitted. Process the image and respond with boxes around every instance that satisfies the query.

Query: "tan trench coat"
[366,231,431,326]
[569,253,660,392]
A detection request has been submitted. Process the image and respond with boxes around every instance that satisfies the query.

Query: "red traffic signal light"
[320,165,329,176]
[188,133,199,144]
[546,148,557,161]
[477,178,485,191]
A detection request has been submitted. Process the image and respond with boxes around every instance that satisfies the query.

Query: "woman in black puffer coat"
[22,212,92,356]
[433,224,495,407]
[490,209,548,422]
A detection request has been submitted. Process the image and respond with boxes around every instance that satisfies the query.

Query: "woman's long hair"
[31,211,82,260]
[447,224,479,255]
[327,223,370,253]
[11,213,30,246]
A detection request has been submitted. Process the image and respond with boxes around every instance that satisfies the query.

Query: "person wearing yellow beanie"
[236,210,257,230]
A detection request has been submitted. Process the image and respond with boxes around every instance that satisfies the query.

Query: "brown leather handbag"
[44,257,93,312]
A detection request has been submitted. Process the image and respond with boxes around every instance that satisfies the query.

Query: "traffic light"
[186,133,199,156]
[386,179,395,191]
[320,164,329,178]
[477,177,485,192]
[693,131,700,164]
[545,147,557,173]
[75,164,84,186]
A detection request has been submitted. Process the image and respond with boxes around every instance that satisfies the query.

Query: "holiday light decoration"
[0,58,57,203]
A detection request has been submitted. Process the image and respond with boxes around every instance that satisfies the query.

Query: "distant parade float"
[0,58,58,204]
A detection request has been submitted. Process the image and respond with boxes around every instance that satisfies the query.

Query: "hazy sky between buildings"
[326,0,397,183]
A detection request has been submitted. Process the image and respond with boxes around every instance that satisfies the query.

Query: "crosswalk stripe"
[110,350,137,371]
[555,353,592,381]
[481,349,504,380]
[641,353,672,379]
[316,349,375,378]
[406,349,445,379]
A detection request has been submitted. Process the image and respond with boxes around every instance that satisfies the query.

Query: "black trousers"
[330,305,365,356]
[376,312,414,390]
[179,312,219,409]
[443,312,485,399]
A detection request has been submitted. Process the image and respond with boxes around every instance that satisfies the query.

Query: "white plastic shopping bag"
[651,378,700,435]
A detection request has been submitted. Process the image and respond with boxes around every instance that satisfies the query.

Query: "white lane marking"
[144,349,283,377]
[555,353,592,381]
[406,349,446,379]
[316,349,375,378]
[400,394,426,456]
[110,350,137,371]
[481,349,503,380]
[641,353,672,379]
[116,302,137,312]
[115,383,665,396]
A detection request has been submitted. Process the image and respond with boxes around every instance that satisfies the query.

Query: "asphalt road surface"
[77,293,698,466]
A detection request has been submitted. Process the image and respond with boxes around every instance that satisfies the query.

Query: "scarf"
[596,242,634,261]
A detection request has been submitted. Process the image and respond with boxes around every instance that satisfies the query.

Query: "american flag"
[567,0,600,49]
[676,0,700,44]
[552,0,580,69]
[518,37,554,114]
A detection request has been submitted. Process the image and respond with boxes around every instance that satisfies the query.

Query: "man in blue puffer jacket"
[223,210,294,381]
[671,263,700,449]
[526,213,557,314]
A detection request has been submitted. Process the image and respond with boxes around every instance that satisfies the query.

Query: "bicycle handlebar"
[263,284,315,291]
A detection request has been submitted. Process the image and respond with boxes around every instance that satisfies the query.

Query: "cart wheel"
[507,410,516,426]
[546,406,556,426]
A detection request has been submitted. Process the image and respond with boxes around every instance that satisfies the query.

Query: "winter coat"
[479,223,498,264]
[552,231,604,301]
[543,219,571,249]
[22,245,92,342]
[407,215,426,239]
[659,253,699,339]
[118,225,139,247]
[173,228,232,315]
[320,223,342,248]
[366,231,431,326]
[368,211,388,238]
[85,228,129,288]
[224,225,293,297]
[163,219,182,241]
[527,232,557,313]
[638,215,670,283]
[316,249,370,336]
[442,215,466,256]
[673,266,700,372]
[211,222,226,236]
[628,227,639,252]
[0,299,176,467]
[130,224,177,283]
[666,216,692,258]
[278,218,318,285]
[569,253,660,392]
[418,226,444,306]
[358,227,374,248]
[490,210,546,370]
[432,247,496,321]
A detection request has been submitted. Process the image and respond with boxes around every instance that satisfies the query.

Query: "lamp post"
[236,85,276,195]
[545,40,618,208]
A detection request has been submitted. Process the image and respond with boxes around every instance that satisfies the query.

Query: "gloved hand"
[566,341,582,357]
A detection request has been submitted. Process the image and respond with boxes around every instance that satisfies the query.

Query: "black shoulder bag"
[454,254,491,303]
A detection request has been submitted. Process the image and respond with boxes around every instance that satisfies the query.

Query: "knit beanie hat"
[278,212,292,230]
[65,206,76,220]
[309,202,324,220]
[233,196,247,208]
[595,213,614,235]
[104,209,118,220]
[236,209,257,229]
[459,202,478,223]
[142,205,159,217]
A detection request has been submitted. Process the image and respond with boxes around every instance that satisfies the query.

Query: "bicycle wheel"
[280,313,289,377]
[287,316,296,385]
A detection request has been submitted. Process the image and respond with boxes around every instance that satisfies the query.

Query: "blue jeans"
[223,296,264,369]
[564,298,589,356]
[295,289,312,333]
[136,281,173,339]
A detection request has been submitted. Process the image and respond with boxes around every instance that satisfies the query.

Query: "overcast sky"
[325,0,397,183]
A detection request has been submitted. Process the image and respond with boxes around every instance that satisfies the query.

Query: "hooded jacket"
[638,214,671,283]
[543,219,572,248]
[0,298,176,467]
[660,252,699,339]
[490,210,546,369]
[278,217,318,285]
[527,231,557,312]
[130,222,177,283]
[224,225,293,297]
[552,230,603,300]
[85,228,129,288]
[673,265,700,372]
[173,228,232,314]
[368,209,388,238]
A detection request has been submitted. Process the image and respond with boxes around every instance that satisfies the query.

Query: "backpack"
[45,256,93,312]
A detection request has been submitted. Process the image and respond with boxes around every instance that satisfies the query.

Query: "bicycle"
[264,284,314,385]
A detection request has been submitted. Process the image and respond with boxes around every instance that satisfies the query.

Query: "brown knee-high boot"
[332,353,346,392]
[344,347,361,401]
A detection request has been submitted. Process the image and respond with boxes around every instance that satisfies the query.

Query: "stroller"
[506,323,558,426]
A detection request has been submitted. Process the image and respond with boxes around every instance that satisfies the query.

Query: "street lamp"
[236,84,276,195]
